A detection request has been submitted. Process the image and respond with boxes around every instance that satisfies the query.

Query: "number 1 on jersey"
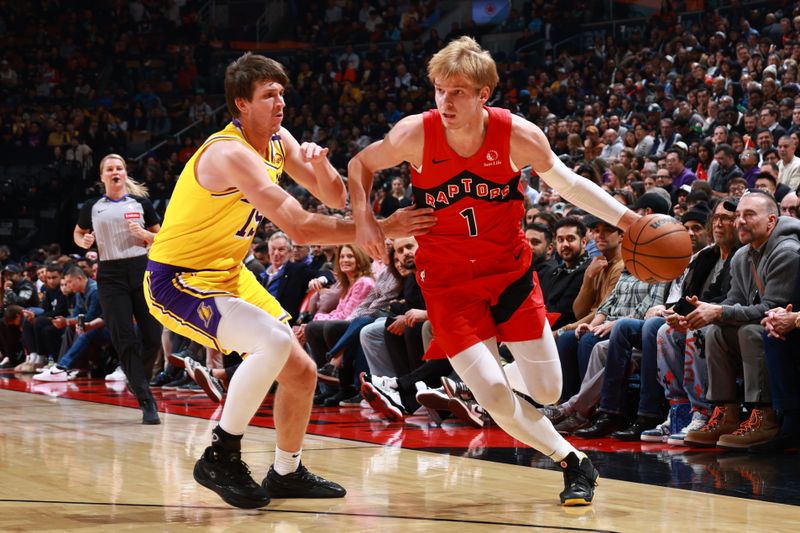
[459,207,478,237]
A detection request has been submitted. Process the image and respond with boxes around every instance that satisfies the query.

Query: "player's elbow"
[347,154,369,182]
[327,188,348,210]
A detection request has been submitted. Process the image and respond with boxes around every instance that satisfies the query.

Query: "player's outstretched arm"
[280,127,348,209]
[509,115,639,231]
[199,141,433,246]
[347,114,425,261]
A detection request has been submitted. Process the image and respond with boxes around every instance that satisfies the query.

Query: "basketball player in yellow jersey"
[145,52,435,509]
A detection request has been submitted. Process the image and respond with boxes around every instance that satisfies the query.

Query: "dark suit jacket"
[262,262,334,321]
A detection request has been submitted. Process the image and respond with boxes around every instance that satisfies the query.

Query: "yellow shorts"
[144,260,290,353]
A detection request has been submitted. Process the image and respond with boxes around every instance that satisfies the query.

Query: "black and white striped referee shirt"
[77,195,160,261]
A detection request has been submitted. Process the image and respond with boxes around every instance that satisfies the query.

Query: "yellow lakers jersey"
[149,122,285,271]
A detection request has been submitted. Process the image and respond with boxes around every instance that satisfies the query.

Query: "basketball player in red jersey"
[349,37,641,506]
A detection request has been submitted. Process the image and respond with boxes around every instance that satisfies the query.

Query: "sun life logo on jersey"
[484,149,501,167]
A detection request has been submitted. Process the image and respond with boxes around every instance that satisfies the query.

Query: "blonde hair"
[427,36,499,92]
[99,153,149,198]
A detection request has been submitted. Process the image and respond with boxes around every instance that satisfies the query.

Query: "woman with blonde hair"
[71,153,163,424]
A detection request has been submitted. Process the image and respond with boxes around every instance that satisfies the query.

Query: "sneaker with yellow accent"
[716,407,779,449]
[683,403,740,447]
[558,451,599,506]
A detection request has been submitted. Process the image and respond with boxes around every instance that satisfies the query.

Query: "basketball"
[621,214,693,283]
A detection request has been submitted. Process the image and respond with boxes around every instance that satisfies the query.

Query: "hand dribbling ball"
[621,214,692,283]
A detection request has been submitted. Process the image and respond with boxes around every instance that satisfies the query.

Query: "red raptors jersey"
[411,107,529,285]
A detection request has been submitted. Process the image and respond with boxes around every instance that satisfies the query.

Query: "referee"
[74,154,163,424]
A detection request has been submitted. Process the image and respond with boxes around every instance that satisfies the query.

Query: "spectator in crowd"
[0,304,25,369]
[709,144,744,198]
[780,191,799,217]
[760,276,800,451]
[666,148,697,191]
[684,192,800,448]
[600,128,622,163]
[300,244,375,368]
[262,231,334,323]
[553,214,624,400]
[650,199,741,445]
[380,176,412,217]
[777,135,800,190]
[527,222,556,280]
[539,217,591,330]
[33,266,108,382]
[16,263,69,372]
[739,147,761,187]
[2,263,39,311]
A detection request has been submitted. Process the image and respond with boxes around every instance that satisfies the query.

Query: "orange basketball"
[621,214,692,283]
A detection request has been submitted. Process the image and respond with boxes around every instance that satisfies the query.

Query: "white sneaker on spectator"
[33,366,78,382]
[668,411,709,446]
[640,414,671,442]
[36,357,56,373]
[183,356,204,383]
[415,382,450,425]
[359,372,405,422]
[105,366,127,382]
[193,365,225,403]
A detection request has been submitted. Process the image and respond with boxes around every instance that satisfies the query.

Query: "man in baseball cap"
[633,191,671,215]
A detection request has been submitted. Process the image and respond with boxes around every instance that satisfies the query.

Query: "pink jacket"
[313,276,375,321]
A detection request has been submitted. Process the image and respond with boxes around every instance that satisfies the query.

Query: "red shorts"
[420,261,547,360]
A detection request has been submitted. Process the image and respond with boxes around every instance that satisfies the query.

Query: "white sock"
[274,446,301,475]
[450,340,576,462]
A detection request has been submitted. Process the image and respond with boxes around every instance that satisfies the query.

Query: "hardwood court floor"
[0,378,797,532]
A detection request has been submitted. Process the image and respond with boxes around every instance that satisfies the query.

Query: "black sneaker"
[339,392,363,407]
[558,452,599,506]
[139,397,161,425]
[262,463,346,499]
[149,370,173,387]
[193,446,270,509]
[162,371,191,390]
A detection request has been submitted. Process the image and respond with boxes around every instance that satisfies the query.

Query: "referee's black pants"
[97,255,162,400]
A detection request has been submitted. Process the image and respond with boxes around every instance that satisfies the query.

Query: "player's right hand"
[356,216,389,262]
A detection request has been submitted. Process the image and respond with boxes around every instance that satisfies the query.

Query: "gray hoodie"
[721,216,800,325]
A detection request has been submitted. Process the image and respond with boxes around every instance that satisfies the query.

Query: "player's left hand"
[299,142,329,164]
[381,206,437,238]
